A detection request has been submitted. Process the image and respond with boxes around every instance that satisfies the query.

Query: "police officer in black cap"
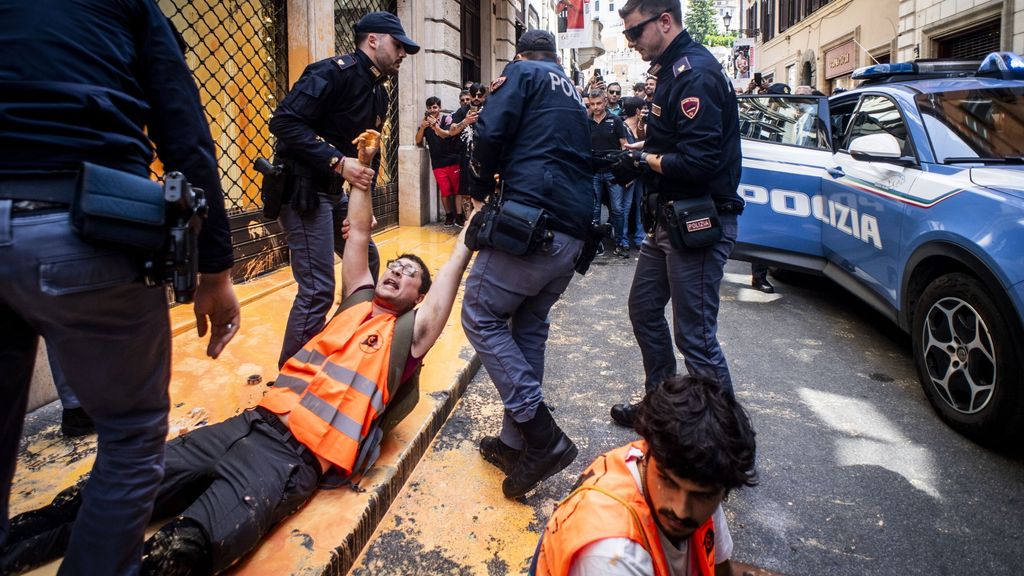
[461,29,593,499]
[270,11,419,368]
[610,0,744,427]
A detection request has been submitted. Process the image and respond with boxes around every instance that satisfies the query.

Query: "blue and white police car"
[733,52,1024,444]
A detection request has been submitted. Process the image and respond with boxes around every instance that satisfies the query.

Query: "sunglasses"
[386,259,419,278]
[608,90,621,95]
[623,12,665,42]
[470,91,485,97]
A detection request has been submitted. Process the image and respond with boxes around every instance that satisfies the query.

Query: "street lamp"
[723,12,732,34]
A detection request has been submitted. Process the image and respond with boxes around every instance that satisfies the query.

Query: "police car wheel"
[911,273,1023,444]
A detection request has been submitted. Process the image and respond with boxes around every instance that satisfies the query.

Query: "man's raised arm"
[341,130,380,299]
[410,216,474,358]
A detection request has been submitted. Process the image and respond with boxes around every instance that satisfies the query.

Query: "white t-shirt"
[568,447,733,576]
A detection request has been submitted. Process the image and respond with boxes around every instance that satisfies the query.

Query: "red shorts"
[432,164,460,198]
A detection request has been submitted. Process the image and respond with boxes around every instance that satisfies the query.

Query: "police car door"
[821,92,920,311]
[735,94,833,269]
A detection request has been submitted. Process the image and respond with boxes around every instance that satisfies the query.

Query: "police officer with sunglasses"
[610,0,745,427]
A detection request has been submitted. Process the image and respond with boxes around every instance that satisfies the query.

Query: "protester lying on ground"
[532,374,782,576]
[0,131,475,576]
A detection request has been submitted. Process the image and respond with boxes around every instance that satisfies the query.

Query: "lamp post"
[723,11,732,34]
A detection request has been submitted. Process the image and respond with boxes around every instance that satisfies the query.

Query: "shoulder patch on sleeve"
[334,54,356,70]
[490,76,507,93]
[672,57,692,77]
[680,96,700,119]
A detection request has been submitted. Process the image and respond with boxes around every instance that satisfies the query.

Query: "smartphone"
[753,72,763,85]
[594,68,603,82]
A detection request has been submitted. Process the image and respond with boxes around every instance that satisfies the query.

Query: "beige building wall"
[754,0,898,93]
[897,0,1019,61]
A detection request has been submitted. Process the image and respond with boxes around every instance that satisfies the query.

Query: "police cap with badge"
[516,29,557,54]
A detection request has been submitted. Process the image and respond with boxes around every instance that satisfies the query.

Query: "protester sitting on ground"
[532,375,780,576]
[0,132,476,576]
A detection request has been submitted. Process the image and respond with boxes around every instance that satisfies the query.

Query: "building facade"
[740,0,1022,95]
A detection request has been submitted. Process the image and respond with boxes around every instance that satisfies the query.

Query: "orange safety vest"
[259,299,396,475]
[535,441,715,576]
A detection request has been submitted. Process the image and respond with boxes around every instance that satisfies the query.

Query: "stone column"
[286,0,335,85]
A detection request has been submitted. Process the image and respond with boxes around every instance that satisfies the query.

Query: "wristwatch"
[640,152,650,163]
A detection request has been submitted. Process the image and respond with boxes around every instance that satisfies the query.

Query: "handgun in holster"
[255,157,285,219]
[144,172,208,303]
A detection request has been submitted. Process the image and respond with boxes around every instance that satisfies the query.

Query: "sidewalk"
[13,225,479,576]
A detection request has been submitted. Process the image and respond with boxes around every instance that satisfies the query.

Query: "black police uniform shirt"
[269,50,387,171]
[468,58,593,239]
[643,29,743,212]
[423,114,460,169]
[0,0,233,273]
[590,112,628,156]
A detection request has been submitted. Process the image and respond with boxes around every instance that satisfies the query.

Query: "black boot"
[142,517,213,576]
[610,401,641,428]
[479,436,521,476]
[502,404,577,499]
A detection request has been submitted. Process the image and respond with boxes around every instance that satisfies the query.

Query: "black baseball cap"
[354,11,420,54]
[516,29,557,53]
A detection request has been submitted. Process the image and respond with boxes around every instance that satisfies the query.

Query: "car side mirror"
[848,133,915,166]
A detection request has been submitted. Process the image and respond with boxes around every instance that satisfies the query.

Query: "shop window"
[937,20,1000,60]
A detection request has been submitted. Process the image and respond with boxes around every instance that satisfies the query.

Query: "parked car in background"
[733,52,1024,445]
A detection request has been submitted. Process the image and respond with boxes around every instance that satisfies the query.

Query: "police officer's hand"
[193,270,241,359]
[339,215,377,240]
[340,159,375,189]
[465,110,480,125]
[610,150,647,185]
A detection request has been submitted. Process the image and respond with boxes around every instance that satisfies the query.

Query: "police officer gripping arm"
[268,12,419,369]
[0,1,239,573]
[609,0,745,428]
[461,30,594,499]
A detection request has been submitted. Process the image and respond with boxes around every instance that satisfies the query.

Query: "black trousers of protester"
[1,408,321,574]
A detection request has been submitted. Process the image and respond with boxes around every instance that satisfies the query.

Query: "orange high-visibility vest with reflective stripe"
[259,300,395,474]
[535,441,715,576]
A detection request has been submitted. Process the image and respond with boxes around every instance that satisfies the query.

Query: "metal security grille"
[335,0,401,230]
[159,0,289,281]
[938,20,1001,61]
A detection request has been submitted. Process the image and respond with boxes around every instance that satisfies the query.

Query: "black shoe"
[610,402,640,428]
[61,408,94,438]
[479,436,521,476]
[454,213,466,227]
[613,246,629,259]
[751,278,775,293]
[595,242,605,256]
[443,216,454,227]
[502,404,578,499]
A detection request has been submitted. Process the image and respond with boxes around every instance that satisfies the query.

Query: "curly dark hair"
[635,374,758,491]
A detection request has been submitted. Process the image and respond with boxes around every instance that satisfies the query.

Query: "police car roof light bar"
[852,52,1024,83]
[977,52,1024,80]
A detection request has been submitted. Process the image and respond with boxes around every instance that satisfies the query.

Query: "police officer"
[0,2,240,573]
[461,30,593,499]
[269,12,419,368]
[610,0,744,427]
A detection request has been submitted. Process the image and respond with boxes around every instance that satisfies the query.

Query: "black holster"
[464,199,552,256]
[71,162,207,303]
[660,195,722,250]
[255,157,285,220]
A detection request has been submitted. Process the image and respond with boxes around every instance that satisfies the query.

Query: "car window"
[846,95,914,158]
[738,96,830,150]
[829,97,858,150]
[915,87,1024,162]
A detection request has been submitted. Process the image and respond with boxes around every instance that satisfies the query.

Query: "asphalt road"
[350,255,1024,575]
